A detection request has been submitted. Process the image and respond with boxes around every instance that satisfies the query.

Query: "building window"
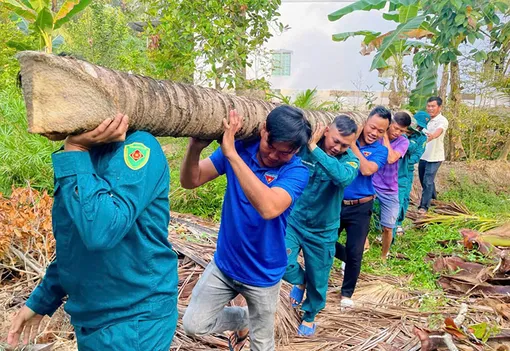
[271,51,292,76]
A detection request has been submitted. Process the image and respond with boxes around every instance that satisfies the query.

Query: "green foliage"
[370,15,426,71]
[440,176,510,215]
[0,8,37,85]
[0,0,91,52]
[409,51,438,109]
[332,30,381,43]
[460,106,510,160]
[145,0,282,89]
[328,0,386,22]
[0,86,59,194]
[59,1,153,75]
[329,0,508,112]
[360,224,461,290]
[160,138,226,221]
[268,88,333,110]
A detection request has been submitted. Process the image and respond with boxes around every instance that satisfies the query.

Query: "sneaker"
[375,235,382,243]
[341,261,346,273]
[340,297,354,309]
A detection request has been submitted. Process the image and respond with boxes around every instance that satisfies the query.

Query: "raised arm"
[180,138,220,189]
[220,110,305,220]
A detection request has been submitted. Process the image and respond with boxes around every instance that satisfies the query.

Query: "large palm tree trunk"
[17,51,365,139]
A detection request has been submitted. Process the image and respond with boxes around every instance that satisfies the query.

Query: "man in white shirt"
[418,96,449,213]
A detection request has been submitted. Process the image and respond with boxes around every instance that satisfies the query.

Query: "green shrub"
[0,87,60,194]
[59,2,153,75]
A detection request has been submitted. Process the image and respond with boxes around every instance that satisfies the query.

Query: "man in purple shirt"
[372,111,411,261]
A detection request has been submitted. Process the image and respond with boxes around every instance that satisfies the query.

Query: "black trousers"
[418,160,442,210]
[335,200,373,298]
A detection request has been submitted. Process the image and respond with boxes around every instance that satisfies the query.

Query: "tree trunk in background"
[448,61,466,160]
[438,63,449,103]
[16,51,366,139]
[499,139,510,161]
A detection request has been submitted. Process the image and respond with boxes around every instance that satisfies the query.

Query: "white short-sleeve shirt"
[421,113,449,162]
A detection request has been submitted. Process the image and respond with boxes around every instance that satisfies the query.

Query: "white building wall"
[262,0,396,92]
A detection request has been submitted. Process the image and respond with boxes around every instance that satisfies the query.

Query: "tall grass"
[0,87,60,194]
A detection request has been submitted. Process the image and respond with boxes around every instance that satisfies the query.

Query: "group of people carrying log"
[7,96,448,351]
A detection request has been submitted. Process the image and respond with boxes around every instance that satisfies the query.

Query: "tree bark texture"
[16,51,366,139]
[438,63,449,103]
[448,61,466,161]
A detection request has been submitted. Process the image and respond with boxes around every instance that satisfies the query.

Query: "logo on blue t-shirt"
[363,151,372,157]
[264,172,278,184]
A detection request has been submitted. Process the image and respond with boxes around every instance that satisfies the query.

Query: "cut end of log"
[16,51,116,134]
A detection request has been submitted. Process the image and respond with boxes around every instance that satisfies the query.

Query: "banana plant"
[329,0,508,113]
[1,0,91,53]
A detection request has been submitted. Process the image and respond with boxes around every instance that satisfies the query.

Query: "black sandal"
[228,331,249,351]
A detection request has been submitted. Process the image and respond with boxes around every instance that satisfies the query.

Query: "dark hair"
[332,115,358,136]
[393,111,412,127]
[427,96,443,106]
[266,105,312,150]
[368,105,392,122]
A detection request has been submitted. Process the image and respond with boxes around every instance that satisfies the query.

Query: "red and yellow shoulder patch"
[124,142,150,170]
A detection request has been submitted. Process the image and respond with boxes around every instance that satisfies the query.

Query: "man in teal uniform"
[284,115,359,336]
[8,114,179,351]
[394,111,430,236]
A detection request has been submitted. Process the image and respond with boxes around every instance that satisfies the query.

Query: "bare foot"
[238,328,249,339]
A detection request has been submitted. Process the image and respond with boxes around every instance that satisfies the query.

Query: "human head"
[259,105,312,168]
[322,115,358,156]
[388,111,412,140]
[426,96,442,118]
[361,105,391,145]
[414,110,431,131]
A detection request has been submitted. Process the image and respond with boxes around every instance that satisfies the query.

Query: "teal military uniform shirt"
[284,144,359,323]
[395,131,427,231]
[26,131,178,329]
[288,145,360,232]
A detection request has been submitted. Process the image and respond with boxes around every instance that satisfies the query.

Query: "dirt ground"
[433,160,510,193]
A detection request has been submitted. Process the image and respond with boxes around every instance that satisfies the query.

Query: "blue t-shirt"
[343,140,388,200]
[210,140,309,287]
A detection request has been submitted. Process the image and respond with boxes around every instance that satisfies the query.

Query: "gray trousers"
[182,259,281,351]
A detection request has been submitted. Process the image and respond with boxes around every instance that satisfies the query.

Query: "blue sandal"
[289,285,305,307]
[297,323,317,337]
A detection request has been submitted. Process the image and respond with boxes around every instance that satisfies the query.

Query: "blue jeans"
[182,259,281,351]
[418,160,442,210]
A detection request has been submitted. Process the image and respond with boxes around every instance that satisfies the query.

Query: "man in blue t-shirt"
[334,106,390,308]
[181,106,311,351]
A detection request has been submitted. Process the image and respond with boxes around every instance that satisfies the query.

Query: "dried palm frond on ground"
[407,200,509,233]
[169,214,510,350]
[1,189,510,350]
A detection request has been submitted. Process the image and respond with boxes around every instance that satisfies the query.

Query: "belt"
[343,195,376,206]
